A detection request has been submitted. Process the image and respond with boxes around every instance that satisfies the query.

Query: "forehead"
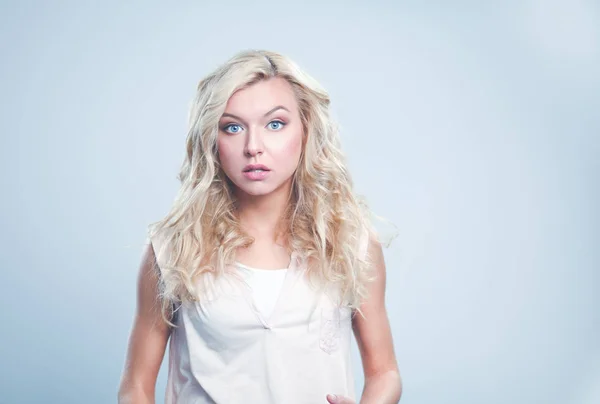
[223,77,298,115]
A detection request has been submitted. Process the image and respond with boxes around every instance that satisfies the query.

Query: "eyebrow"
[220,105,290,121]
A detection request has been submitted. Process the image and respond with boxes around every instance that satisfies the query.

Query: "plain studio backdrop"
[0,1,598,403]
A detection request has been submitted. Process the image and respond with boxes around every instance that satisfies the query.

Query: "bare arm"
[118,242,172,404]
[353,233,402,403]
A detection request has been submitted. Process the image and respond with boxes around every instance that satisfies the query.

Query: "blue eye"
[224,124,243,134]
[268,120,285,130]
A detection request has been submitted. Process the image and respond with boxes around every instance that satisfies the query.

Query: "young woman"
[118,50,402,404]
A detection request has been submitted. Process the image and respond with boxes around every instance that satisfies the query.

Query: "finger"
[326,394,355,404]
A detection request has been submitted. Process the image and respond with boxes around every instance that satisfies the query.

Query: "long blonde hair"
[149,49,377,326]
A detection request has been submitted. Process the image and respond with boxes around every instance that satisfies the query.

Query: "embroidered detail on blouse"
[319,307,342,354]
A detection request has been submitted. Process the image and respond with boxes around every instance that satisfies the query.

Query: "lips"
[243,164,271,172]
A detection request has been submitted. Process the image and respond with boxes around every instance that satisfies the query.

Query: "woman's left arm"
[328,232,402,404]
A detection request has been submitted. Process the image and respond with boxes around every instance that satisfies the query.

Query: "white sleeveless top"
[235,262,288,319]
[150,229,369,404]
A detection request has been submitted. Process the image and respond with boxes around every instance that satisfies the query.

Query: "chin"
[235,182,278,197]
[237,188,265,196]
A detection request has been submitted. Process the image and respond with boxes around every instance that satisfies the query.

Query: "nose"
[244,128,264,157]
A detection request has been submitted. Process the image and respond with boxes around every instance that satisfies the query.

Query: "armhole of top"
[147,228,169,279]
[145,234,161,280]
[147,228,181,321]
[358,223,371,263]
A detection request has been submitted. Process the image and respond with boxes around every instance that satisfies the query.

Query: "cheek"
[275,132,303,163]
[217,139,237,169]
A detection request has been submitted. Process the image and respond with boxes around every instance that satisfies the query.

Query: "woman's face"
[217,77,303,199]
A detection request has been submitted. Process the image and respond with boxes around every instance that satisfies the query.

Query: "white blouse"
[234,262,288,319]
[150,229,369,404]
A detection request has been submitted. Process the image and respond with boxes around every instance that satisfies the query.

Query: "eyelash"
[222,120,286,134]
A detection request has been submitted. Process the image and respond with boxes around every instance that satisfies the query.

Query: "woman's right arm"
[118,243,172,404]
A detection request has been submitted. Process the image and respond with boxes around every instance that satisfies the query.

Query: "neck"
[235,183,293,244]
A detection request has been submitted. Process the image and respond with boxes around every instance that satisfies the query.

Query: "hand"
[326,394,355,404]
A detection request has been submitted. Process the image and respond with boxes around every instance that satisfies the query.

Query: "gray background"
[1,0,598,403]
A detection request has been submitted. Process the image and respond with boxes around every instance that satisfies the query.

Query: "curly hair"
[148,49,377,326]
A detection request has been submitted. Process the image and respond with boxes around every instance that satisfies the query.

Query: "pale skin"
[118,77,402,403]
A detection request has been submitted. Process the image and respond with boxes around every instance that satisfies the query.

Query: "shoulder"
[359,223,379,262]
[146,225,175,273]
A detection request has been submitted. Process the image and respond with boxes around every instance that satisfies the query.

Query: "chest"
[180,255,352,355]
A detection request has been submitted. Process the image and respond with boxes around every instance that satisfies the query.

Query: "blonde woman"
[118,50,402,404]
